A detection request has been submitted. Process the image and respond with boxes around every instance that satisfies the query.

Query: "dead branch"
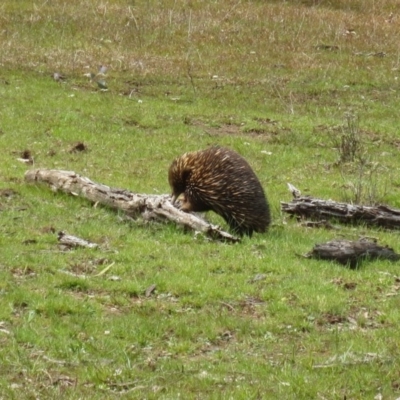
[281,184,400,230]
[24,169,239,243]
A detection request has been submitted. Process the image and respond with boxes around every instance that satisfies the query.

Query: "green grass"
[1,0,400,398]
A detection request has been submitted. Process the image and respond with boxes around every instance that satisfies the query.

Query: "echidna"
[168,146,271,236]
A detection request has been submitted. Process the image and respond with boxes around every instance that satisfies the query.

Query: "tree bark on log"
[281,194,400,230]
[24,169,240,243]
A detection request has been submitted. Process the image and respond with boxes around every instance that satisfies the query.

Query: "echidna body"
[168,146,271,236]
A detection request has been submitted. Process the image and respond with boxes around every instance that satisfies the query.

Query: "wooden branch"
[305,238,400,268]
[281,185,400,230]
[24,169,239,243]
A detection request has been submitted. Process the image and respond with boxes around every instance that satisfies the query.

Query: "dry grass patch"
[1,0,399,82]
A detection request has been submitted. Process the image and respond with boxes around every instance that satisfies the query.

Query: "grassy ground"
[1,0,400,398]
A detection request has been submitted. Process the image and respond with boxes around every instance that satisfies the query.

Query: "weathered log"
[24,169,239,243]
[281,184,400,230]
[306,238,400,268]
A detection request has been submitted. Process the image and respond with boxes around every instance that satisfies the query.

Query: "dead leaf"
[69,142,88,153]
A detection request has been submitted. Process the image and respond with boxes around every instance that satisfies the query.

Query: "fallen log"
[24,169,239,243]
[281,184,400,230]
[306,238,400,268]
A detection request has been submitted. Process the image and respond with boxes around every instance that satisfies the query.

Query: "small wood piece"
[58,231,99,249]
[25,169,239,243]
[306,238,400,268]
[145,284,157,297]
[300,220,338,230]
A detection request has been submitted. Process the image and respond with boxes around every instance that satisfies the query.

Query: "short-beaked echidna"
[168,146,271,236]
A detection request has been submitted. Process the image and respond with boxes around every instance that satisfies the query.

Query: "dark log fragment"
[306,238,400,268]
